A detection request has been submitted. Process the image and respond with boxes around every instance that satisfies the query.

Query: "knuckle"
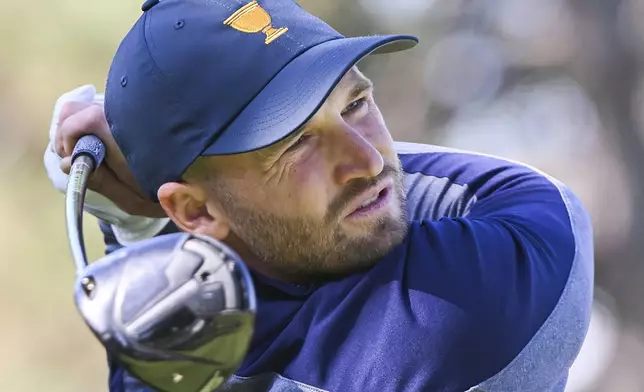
[58,112,83,137]
[55,144,66,158]
[58,105,106,145]
[58,101,87,124]
[85,105,107,130]
[58,102,76,124]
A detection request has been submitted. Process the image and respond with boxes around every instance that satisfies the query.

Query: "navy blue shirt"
[102,142,593,392]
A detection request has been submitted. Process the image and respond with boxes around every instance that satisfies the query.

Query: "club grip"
[71,135,106,170]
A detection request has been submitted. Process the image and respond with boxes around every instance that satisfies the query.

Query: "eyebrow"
[346,77,374,103]
[256,127,305,160]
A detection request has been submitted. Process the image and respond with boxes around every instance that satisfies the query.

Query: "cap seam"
[281,32,307,50]
[144,8,169,82]
[108,13,158,167]
[143,8,194,194]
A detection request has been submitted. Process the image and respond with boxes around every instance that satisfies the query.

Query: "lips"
[344,178,393,218]
[359,194,379,209]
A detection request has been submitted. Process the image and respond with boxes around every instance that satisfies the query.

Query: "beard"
[215,161,408,283]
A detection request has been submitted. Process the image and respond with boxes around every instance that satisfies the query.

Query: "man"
[45,0,594,391]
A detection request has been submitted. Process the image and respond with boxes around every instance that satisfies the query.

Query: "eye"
[285,133,311,153]
[342,97,367,116]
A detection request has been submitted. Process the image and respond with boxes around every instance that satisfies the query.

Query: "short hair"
[182,157,216,183]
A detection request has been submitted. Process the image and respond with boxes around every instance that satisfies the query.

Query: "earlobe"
[157,182,230,240]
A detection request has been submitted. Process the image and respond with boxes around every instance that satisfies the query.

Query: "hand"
[54,89,166,219]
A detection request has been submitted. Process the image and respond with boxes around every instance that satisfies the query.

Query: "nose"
[332,125,384,185]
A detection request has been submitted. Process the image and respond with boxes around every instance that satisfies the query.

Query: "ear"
[157,182,231,241]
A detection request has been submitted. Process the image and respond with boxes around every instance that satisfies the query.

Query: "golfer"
[45,0,594,391]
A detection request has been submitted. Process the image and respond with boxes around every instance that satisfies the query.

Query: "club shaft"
[66,156,94,277]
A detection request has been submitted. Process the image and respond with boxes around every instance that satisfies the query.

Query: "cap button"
[141,0,160,12]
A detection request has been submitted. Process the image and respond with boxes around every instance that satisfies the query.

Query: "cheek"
[278,154,334,218]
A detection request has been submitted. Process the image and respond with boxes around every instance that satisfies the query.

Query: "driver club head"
[74,233,256,392]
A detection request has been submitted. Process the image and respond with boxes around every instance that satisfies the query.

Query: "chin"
[276,220,408,284]
[351,216,408,258]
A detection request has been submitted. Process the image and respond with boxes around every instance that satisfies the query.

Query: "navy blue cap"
[105,0,418,200]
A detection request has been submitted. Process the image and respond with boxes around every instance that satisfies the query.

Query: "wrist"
[111,216,171,245]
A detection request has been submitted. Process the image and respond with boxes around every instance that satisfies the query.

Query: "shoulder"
[395,141,594,391]
[395,141,571,221]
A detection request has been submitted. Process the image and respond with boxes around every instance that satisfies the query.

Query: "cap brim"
[201,35,418,156]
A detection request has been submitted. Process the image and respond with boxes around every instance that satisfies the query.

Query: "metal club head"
[65,136,255,390]
[74,233,257,392]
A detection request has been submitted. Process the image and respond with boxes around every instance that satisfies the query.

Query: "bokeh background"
[1,0,642,390]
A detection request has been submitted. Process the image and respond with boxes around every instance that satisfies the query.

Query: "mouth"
[344,179,394,220]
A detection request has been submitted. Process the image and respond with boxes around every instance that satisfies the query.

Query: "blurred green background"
[3,0,644,390]
[1,1,142,391]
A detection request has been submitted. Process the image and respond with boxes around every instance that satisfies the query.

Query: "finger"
[57,104,109,157]
[57,103,151,202]
[58,101,93,127]
[55,101,93,157]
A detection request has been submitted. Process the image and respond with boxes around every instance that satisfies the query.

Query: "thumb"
[60,155,108,188]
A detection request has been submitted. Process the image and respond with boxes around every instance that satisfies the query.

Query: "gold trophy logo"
[223,1,289,45]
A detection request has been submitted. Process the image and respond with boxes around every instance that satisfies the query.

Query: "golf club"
[65,135,257,392]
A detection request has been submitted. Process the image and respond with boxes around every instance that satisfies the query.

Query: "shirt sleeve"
[397,142,594,392]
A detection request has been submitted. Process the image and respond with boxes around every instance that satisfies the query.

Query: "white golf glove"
[43,84,169,245]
